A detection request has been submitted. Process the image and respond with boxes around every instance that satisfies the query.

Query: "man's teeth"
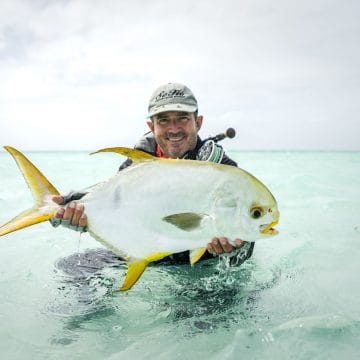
[167,135,185,141]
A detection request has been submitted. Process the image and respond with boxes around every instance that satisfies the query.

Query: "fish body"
[0,146,279,290]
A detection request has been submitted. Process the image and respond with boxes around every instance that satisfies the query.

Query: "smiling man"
[52,83,255,265]
[149,111,200,158]
[147,83,201,159]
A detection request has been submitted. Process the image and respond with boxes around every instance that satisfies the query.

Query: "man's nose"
[167,118,182,128]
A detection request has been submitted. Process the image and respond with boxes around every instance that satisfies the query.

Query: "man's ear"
[147,120,155,133]
[195,115,203,131]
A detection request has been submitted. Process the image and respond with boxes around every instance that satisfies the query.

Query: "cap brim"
[148,103,198,118]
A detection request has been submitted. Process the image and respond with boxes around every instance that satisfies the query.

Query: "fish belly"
[82,161,233,259]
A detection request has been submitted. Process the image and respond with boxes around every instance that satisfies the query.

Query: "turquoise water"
[0,150,359,359]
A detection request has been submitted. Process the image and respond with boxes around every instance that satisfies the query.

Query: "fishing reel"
[196,128,236,163]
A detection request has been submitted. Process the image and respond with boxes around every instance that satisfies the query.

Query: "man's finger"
[54,207,65,218]
[71,204,84,226]
[234,239,245,248]
[52,195,65,205]
[63,202,76,220]
[78,213,87,227]
[219,237,234,253]
[210,238,225,254]
[207,243,215,254]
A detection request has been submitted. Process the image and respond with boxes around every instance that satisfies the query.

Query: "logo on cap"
[154,89,185,102]
[148,83,198,117]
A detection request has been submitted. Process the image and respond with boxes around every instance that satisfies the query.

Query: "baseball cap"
[148,83,198,118]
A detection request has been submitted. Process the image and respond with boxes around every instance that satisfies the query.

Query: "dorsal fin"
[91,147,156,163]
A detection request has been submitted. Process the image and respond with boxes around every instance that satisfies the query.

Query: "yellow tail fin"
[0,146,60,236]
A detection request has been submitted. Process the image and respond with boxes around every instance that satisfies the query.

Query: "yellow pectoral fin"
[189,248,208,265]
[120,252,172,291]
[91,147,156,163]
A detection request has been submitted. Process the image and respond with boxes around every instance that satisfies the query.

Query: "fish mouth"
[260,220,279,235]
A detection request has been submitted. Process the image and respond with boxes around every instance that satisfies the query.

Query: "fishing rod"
[143,127,236,143]
[205,127,236,143]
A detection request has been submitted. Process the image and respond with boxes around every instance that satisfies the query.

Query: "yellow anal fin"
[162,213,208,232]
[120,252,172,291]
[91,147,156,163]
[189,248,207,265]
[120,260,148,291]
[0,208,55,236]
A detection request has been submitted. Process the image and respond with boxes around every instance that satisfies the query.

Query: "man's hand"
[206,237,245,255]
[51,195,88,231]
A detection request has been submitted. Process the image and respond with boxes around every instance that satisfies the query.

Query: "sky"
[0,0,359,151]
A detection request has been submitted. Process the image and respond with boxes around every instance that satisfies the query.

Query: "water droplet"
[112,325,123,331]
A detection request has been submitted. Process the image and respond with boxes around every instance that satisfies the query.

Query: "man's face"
[147,111,203,158]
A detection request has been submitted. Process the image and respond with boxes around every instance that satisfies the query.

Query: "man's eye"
[156,116,190,125]
[158,119,169,125]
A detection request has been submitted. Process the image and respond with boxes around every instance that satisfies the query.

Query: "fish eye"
[250,207,263,219]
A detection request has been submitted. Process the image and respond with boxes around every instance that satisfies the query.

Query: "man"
[51,83,254,265]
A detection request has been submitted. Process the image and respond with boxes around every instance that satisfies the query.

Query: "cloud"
[0,0,359,150]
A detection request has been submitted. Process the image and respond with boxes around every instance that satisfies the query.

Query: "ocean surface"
[0,150,359,360]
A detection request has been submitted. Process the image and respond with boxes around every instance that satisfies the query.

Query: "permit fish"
[0,146,279,290]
